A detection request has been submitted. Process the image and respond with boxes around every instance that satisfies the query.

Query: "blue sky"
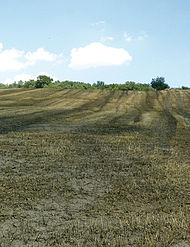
[0,0,189,87]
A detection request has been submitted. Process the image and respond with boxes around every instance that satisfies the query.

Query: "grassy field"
[0,88,189,246]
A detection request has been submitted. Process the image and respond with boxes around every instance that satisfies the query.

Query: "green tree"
[0,83,6,88]
[124,81,136,90]
[35,75,53,88]
[16,80,24,88]
[181,86,189,90]
[23,80,36,88]
[151,77,169,90]
[8,82,17,88]
[96,81,105,88]
[109,84,119,90]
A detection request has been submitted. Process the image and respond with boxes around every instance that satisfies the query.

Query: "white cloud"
[3,72,57,85]
[124,32,132,42]
[137,33,148,41]
[100,36,114,42]
[124,32,148,42]
[3,74,35,85]
[37,72,57,81]
[91,21,105,26]
[69,42,132,69]
[14,73,34,82]
[0,43,59,72]
[0,48,27,71]
[25,48,57,64]
[3,78,15,85]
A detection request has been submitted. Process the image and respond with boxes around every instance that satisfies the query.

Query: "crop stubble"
[0,89,189,246]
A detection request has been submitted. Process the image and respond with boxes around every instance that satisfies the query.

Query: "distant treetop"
[0,75,175,91]
[151,77,170,91]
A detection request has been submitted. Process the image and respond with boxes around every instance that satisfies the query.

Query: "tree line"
[0,75,189,91]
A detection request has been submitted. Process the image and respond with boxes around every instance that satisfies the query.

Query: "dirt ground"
[0,89,189,246]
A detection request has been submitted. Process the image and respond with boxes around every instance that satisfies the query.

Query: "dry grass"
[0,88,189,246]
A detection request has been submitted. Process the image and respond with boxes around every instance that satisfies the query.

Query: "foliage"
[151,77,170,90]
[1,75,172,91]
[23,80,36,88]
[181,86,190,90]
[35,75,53,88]
[96,81,105,88]
[0,83,7,88]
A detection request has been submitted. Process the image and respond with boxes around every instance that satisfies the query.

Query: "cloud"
[3,72,57,85]
[3,74,33,85]
[124,32,148,42]
[91,21,105,26]
[37,72,57,81]
[14,73,34,82]
[0,48,27,71]
[100,36,114,42]
[25,48,57,64]
[124,32,132,42]
[0,43,58,72]
[69,42,132,69]
[137,33,148,41]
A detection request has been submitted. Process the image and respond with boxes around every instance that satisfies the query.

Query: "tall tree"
[151,77,169,90]
[35,75,53,88]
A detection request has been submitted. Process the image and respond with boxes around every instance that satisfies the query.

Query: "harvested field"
[0,88,189,246]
